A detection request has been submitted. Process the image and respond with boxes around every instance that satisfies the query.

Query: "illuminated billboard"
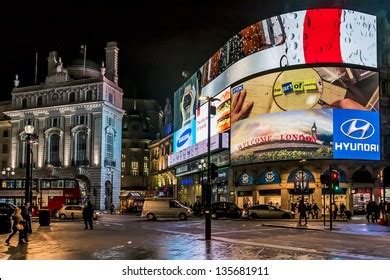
[196,87,231,143]
[173,73,200,132]
[230,67,380,165]
[231,108,380,165]
[200,8,377,98]
[173,120,196,153]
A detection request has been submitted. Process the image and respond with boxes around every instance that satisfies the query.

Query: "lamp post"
[198,159,207,207]
[1,167,15,177]
[199,95,219,241]
[24,119,36,205]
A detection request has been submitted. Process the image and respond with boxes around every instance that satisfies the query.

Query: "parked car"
[0,202,17,217]
[141,198,192,221]
[211,202,244,219]
[57,205,102,220]
[246,204,294,219]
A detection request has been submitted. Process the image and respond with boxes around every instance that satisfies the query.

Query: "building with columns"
[4,42,125,210]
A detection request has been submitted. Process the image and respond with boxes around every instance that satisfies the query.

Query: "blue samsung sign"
[173,120,196,152]
[333,109,380,160]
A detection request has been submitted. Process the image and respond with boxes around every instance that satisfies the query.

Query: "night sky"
[0,0,387,106]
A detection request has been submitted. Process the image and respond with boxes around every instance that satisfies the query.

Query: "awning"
[120,191,144,199]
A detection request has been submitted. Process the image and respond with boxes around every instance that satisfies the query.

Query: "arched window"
[37,96,43,106]
[48,134,60,166]
[86,90,93,101]
[21,98,27,109]
[105,132,114,166]
[75,131,88,166]
[69,92,75,103]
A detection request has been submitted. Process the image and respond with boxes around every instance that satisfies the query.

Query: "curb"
[261,223,339,232]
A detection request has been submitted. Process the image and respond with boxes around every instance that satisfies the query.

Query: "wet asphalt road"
[1,214,390,260]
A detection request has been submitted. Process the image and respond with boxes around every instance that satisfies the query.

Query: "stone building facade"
[4,42,125,210]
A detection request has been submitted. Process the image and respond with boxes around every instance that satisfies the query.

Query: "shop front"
[257,169,282,207]
[176,175,202,207]
[211,167,229,202]
[287,168,316,211]
[235,172,255,208]
[119,191,145,213]
[352,187,372,214]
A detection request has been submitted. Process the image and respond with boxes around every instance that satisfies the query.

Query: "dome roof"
[69,57,100,70]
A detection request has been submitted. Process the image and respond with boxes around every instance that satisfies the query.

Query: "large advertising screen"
[200,8,377,98]
[196,87,231,143]
[230,67,380,165]
[173,73,200,132]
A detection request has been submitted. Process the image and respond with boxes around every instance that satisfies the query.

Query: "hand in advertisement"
[330,98,366,110]
[231,89,254,123]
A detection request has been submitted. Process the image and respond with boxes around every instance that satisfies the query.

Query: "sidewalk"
[261,217,390,236]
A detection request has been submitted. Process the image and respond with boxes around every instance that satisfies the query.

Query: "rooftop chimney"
[105,42,119,85]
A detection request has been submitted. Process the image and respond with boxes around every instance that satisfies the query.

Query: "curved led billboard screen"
[230,67,380,165]
[200,8,377,98]
[171,8,378,164]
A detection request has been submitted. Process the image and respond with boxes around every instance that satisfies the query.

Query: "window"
[75,131,87,165]
[49,118,60,127]
[86,90,93,101]
[108,117,114,126]
[69,92,75,103]
[144,156,148,161]
[48,134,60,166]
[37,96,43,106]
[131,124,139,131]
[131,170,139,176]
[131,161,138,169]
[121,154,126,159]
[2,144,8,153]
[105,132,114,166]
[21,98,27,109]
[121,162,126,169]
[3,130,8,138]
[108,94,113,103]
[76,115,88,125]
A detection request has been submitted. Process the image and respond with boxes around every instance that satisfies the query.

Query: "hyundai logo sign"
[340,119,375,140]
[176,128,192,148]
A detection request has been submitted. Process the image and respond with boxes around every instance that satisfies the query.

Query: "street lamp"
[199,95,219,241]
[2,167,15,177]
[24,119,36,205]
[198,159,207,206]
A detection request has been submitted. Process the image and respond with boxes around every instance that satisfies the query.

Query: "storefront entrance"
[352,188,372,214]
[237,191,253,208]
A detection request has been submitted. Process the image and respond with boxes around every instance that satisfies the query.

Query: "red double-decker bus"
[0,178,87,216]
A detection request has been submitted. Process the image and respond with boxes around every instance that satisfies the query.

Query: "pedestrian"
[366,201,373,222]
[340,202,346,219]
[306,203,313,219]
[82,201,94,230]
[20,202,31,242]
[110,203,115,215]
[298,199,307,226]
[372,201,379,223]
[332,203,338,220]
[312,203,319,219]
[5,207,26,245]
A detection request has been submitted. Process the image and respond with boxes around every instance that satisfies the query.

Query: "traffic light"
[331,170,339,190]
[210,163,218,180]
[383,167,390,186]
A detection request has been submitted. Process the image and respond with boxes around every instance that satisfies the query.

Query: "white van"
[141,199,192,221]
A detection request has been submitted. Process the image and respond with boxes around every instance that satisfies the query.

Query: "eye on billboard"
[199,9,377,98]
[173,73,200,132]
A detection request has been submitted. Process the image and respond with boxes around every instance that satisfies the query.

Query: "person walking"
[110,203,115,215]
[332,203,338,220]
[312,203,319,219]
[20,202,31,242]
[372,201,379,223]
[366,201,373,223]
[82,201,94,230]
[340,202,346,219]
[306,203,313,219]
[5,207,26,245]
[298,199,307,226]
